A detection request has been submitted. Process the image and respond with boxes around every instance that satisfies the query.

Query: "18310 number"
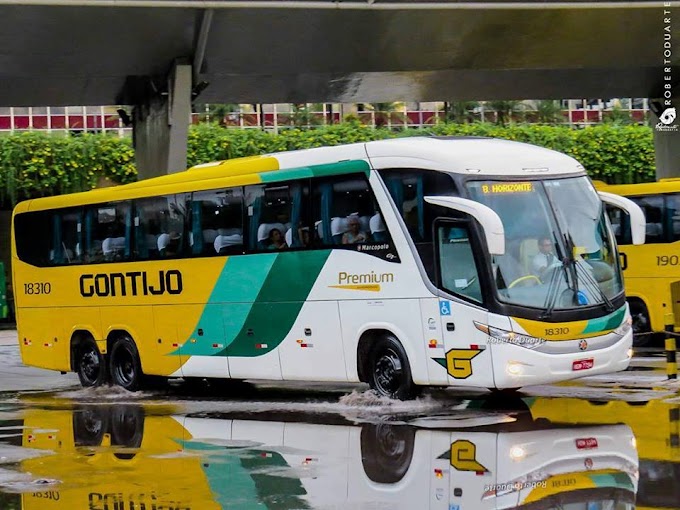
[24,282,51,295]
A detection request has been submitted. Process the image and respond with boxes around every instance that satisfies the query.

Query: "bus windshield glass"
[466,177,623,311]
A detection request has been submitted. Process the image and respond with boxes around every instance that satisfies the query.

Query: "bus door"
[435,220,495,388]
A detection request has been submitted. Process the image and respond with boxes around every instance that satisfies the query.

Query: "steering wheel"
[508,275,541,289]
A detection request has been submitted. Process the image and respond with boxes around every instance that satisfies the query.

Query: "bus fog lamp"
[509,445,526,461]
[506,362,524,376]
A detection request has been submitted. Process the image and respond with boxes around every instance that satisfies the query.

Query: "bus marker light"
[429,339,438,348]
[256,344,268,349]
[434,468,443,478]
[627,348,634,358]
[43,343,52,348]
[260,452,272,458]
[212,343,224,348]
[172,343,179,348]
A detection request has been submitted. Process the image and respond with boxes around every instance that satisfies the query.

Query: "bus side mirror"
[424,196,505,255]
[597,192,646,245]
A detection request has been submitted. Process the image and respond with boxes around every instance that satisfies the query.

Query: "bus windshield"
[467,177,623,311]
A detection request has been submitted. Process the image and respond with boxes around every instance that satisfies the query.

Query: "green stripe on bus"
[222,250,331,357]
[582,306,626,334]
[259,160,370,184]
[177,255,277,356]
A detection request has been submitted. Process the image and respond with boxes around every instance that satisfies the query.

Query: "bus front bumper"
[491,330,633,389]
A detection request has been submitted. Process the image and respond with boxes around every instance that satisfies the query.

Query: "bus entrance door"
[438,300,494,388]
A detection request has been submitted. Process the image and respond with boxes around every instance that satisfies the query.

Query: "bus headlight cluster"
[474,322,545,350]
[613,316,633,336]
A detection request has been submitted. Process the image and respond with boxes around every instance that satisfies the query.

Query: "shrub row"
[0,123,655,206]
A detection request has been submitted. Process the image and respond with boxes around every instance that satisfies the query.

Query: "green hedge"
[0,123,655,206]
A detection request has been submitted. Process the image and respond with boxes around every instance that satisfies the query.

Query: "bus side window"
[135,195,187,260]
[605,205,632,245]
[84,202,131,263]
[14,211,52,267]
[311,174,399,262]
[666,194,680,242]
[191,188,244,256]
[49,208,83,265]
[631,195,664,244]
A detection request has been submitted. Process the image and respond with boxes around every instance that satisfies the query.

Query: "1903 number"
[24,282,51,295]
[657,255,680,266]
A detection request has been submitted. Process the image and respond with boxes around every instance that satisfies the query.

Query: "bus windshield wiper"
[573,258,615,312]
[539,231,570,319]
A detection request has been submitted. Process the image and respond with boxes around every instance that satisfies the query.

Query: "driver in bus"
[532,237,557,277]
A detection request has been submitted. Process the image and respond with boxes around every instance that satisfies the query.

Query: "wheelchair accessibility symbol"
[440,301,451,316]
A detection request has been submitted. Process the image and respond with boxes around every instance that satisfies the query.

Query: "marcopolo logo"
[79,270,183,297]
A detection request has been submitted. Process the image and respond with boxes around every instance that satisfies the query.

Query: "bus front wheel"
[109,335,144,391]
[74,338,107,387]
[368,335,419,400]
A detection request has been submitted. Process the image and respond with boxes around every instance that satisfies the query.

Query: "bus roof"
[594,180,676,196]
[14,136,586,213]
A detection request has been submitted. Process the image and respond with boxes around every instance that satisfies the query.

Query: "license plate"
[575,437,598,449]
[572,358,594,371]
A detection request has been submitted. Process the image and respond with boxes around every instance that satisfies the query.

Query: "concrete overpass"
[0,0,678,177]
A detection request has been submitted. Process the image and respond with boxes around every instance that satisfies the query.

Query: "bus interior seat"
[257,223,286,249]
[519,238,539,274]
[359,215,370,235]
[315,220,324,242]
[202,229,218,244]
[103,236,126,259]
[214,230,244,255]
[611,223,621,235]
[331,217,349,244]
[370,213,387,242]
[285,228,292,247]
[646,223,663,237]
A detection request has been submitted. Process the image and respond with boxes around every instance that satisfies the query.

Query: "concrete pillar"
[652,96,680,180]
[133,62,192,180]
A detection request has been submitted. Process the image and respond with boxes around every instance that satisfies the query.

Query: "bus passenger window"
[246,180,310,251]
[631,196,664,244]
[135,195,187,259]
[49,209,83,265]
[84,202,131,263]
[666,195,680,242]
[191,188,244,256]
[311,174,399,262]
[14,211,52,267]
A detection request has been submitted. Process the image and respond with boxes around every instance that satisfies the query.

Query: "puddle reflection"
[0,398,646,509]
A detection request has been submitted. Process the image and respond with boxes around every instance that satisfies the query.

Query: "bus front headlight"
[613,316,633,336]
[474,322,545,350]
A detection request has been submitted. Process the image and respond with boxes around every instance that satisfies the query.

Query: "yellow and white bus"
[16,401,638,510]
[11,137,645,398]
[595,179,680,344]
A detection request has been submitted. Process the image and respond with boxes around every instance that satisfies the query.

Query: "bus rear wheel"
[109,335,144,392]
[74,338,107,387]
[368,335,419,401]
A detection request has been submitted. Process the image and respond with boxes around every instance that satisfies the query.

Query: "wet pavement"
[0,330,677,509]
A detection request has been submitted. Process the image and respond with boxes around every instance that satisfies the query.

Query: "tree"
[196,103,241,126]
[486,100,525,126]
[444,101,479,123]
[535,100,565,124]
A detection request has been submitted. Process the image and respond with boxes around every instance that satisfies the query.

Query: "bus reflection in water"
[15,401,638,510]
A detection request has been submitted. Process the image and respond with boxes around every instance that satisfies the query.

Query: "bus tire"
[109,335,144,392]
[629,299,652,347]
[73,406,108,447]
[367,335,419,400]
[360,423,415,484]
[74,337,108,388]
